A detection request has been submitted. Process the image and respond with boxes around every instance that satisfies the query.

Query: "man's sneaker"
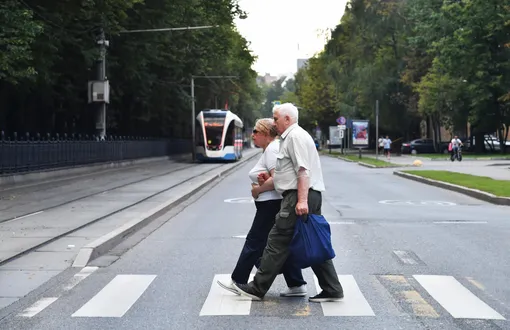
[233,283,264,301]
[309,291,344,303]
[217,280,239,295]
[280,285,307,297]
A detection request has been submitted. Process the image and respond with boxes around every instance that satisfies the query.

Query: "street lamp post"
[190,75,238,162]
[376,100,379,159]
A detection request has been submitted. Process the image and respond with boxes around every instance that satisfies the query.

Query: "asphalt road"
[1,155,509,329]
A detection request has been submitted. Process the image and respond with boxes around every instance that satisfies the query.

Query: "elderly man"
[233,103,344,302]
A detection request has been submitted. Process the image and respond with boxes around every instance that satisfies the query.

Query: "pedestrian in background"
[383,135,392,160]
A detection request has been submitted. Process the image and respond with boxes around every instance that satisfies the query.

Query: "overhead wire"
[18,0,100,34]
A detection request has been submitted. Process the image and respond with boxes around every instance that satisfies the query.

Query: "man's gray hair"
[273,103,299,123]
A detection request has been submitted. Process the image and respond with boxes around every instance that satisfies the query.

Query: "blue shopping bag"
[288,214,336,269]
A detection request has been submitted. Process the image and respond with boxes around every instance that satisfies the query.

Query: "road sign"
[339,129,344,139]
[338,125,346,130]
[337,116,346,125]
[272,100,281,105]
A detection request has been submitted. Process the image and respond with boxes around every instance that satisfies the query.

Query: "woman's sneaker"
[280,285,307,297]
[309,291,344,302]
[217,280,240,295]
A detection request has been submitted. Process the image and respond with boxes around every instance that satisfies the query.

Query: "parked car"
[401,139,449,154]
[465,135,510,152]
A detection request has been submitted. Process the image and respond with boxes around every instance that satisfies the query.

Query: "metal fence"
[0,132,191,175]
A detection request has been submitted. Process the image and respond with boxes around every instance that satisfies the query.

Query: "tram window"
[196,120,204,146]
[205,127,223,146]
[224,122,235,145]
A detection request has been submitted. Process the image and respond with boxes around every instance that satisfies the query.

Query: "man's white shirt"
[273,123,325,195]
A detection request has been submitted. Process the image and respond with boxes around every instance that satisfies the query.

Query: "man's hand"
[251,185,260,199]
[257,172,270,185]
[295,200,308,216]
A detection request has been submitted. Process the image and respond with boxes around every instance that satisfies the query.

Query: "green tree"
[0,0,42,84]
[411,0,510,152]
[0,0,262,139]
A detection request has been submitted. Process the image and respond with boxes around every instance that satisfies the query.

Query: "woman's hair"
[255,118,278,138]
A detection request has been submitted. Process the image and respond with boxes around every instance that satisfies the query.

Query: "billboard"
[329,126,343,146]
[352,120,369,147]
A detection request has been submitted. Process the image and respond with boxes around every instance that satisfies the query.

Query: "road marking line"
[433,221,487,224]
[393,250,418,265]
[4,211,44,224]
[401,290,439,318]
[200,274,253,316]
[314,275,375,316]
[329,221,355,225]
[466,277,485,291]
[414,275,505,320]
[72,274,156,317]
[63,266,99,291]
[17,267,99,318]
[18,297,58,317]
[379,275,439,318]
[232,235,247,239]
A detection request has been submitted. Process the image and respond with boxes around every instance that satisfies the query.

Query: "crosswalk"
[18,272,506,320]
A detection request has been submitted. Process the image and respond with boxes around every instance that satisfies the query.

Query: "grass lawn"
[324,151,400,167]
[408,153,510,159]
[403,170,510,197]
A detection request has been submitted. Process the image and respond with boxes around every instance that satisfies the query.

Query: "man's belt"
[282,188,319,197]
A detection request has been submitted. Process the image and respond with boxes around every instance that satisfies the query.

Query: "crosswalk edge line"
[314,274,375,316]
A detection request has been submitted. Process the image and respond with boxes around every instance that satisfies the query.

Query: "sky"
[234,0,348,76]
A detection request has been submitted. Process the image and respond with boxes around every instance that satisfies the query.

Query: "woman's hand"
[257,172,270,185]
[251,184,260,199]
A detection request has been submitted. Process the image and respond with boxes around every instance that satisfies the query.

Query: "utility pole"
[89,25,220,140]
[191,77,195,162]
[96,28,108,140]
[190,75,238,162]
[376,100,379,159]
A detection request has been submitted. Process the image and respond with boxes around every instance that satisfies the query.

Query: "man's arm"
[296,167,309,216]
[287,137,311,216]
[256,169,275,193]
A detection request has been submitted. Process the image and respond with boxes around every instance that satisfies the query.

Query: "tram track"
[0,162,223,224]
[0,162,226,266]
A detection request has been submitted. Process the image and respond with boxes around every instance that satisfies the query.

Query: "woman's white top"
[248,140,282,202]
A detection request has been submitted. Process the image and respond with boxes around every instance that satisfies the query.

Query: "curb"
[72,149,260,267]
[358,162,376,168]
[337,157,356,163]
[331,155,404,169]
[0,154,190,188]
[393,171,510,206]
[404,156,510,162]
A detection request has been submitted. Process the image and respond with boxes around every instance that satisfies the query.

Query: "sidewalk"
[364,154,510,180]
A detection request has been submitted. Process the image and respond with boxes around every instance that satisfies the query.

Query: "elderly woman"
[218,118,307,297]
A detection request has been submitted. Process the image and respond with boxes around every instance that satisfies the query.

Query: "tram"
[195,109,244,161]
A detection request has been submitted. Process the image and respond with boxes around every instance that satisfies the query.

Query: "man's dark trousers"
[231,199,306,288]
[249,190,343,296]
